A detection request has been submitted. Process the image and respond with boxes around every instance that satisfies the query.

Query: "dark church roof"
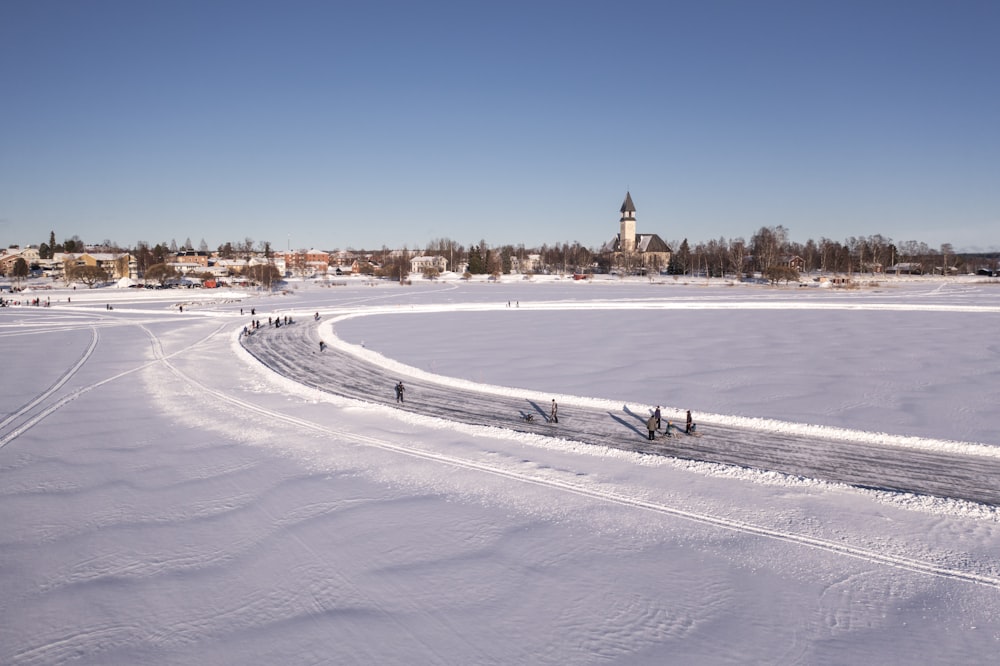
[606,233,673,254]
[620,191,635,214]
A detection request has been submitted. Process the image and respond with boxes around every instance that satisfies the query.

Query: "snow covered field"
[2,275,999,664]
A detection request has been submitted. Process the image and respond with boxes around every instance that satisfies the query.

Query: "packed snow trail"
[241,319,1000,507]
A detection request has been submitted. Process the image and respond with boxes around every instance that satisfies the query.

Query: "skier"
[319,340,325,352]
[550,399,558,423]
[395,381,405,403]
[646,415,657,440]
[686,410,693,434]
[654,406,662,430]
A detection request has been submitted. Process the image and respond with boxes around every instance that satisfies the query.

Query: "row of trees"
[52,262,282,290]
[669,227,986,278]
[36,233,219,262]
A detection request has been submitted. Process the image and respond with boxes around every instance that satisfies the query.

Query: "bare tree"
[750,226,786,276]
[144,263,179,287]
[72,265,110,288]
[240,237,255,260]
[727,238,747,278]
[245,263,280,289]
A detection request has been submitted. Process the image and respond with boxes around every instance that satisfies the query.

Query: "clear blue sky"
[2,0,998,253]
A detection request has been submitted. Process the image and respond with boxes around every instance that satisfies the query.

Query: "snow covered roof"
[635,234,672,253]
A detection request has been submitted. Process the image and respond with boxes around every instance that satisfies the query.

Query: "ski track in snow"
[0,317,228,450]
[0,326,98,435]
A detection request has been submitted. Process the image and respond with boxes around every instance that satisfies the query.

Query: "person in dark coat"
[646,415,657,440]
[686,410,693,434]
[395,381,405,403]
[550,399,558,423]
[654,406,662,430]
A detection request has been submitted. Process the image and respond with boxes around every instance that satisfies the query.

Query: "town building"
[410,255,448,275]
[79,252,137,279]
[604,192,672,273]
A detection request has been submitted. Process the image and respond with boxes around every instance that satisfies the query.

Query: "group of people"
[246,309,697,444]
[243,309,297,336]
[6,296,54,307]
[646,408,696,440]
[242,319,264,336]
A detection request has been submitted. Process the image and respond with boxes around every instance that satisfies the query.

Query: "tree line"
[668,227,996,278]
[14,226,1000,282]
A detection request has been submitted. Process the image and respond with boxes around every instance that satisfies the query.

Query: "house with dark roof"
[603,192,672,273]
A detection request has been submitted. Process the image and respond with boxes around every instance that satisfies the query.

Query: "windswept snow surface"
[2,276,1000,664]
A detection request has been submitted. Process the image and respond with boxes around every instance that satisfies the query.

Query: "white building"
[410,255,449,274]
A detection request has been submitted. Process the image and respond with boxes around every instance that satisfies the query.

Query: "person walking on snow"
[654,406,662,430]
[646,415,657,440]
[686,410,693,434]
[550,399,558,423]
[395,381,405,403]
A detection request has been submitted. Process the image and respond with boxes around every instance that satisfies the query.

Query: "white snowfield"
[2,275,1000,664]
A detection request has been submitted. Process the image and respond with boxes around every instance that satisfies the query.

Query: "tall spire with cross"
[619,191,636,253]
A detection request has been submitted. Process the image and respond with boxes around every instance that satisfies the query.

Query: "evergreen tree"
[467,244,485,274]
[39,231,56,259]
[152,243,169,264]
[62,236,84,253]
[670,238,691,274]
[11,257,29,287]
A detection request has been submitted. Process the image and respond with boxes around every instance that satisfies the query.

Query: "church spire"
[619,191,636,253]
[620,191,636,217]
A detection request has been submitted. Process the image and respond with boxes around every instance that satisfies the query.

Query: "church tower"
[619,191,637,253]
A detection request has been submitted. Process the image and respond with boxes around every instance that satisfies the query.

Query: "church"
[605,192,672,274]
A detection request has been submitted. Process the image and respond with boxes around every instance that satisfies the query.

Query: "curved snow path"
[241,317,1000,508]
